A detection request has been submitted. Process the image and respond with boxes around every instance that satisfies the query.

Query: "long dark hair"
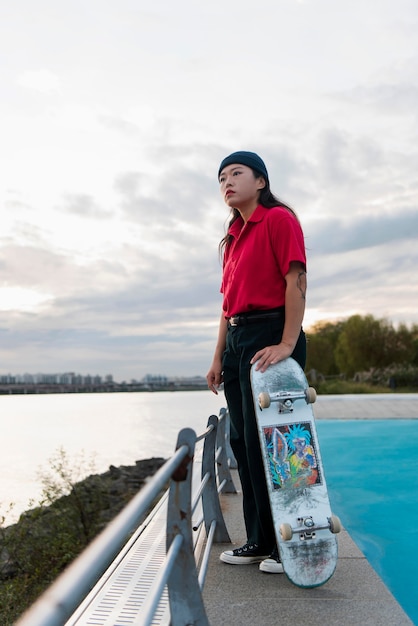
[219,170,299,255]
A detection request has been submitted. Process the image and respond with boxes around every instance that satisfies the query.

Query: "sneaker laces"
[233,542,260,556]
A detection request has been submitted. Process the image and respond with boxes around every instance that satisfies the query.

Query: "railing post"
[201,415,231,542]
[166,427,209,626]
[216,411,237,494]
[219,407,237,469]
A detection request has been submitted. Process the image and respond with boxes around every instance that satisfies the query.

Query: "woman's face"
[219,163,265,210]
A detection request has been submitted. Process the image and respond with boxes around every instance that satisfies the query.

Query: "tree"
[410,324,418,366]
[335,315,414,377]
[383,322,415,366]
[306,320,346,376]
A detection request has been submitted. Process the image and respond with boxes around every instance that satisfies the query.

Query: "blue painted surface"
[317,420,418,625]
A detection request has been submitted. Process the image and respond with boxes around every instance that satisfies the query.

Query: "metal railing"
[16,409,236,626]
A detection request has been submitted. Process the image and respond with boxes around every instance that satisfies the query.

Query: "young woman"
[206,151,307,574]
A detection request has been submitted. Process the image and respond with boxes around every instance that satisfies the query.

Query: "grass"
[313,380,416,395]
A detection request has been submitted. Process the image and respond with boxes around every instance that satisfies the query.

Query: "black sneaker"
[259,546,284,574]
[220,542,269,565]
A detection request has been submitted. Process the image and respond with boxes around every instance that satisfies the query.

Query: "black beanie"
[218,151,269,182]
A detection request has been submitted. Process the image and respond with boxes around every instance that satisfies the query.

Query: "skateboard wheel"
[280,523,293,541]
[329,515,342,534]
[258,392,271,409]
[305,387,317,403]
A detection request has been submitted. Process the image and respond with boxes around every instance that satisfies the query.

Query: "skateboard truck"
[280,515,342,541]
[258,387,317,413]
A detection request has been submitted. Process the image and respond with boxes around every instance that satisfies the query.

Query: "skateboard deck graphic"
[250,357,340,588]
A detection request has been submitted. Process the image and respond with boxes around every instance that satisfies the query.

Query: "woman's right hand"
[206,356,223,395]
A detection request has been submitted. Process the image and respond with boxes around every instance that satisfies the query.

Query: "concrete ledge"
[313,393,418,420]
[203,472,413,626]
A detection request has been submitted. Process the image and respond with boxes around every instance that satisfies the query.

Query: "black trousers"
[222,317,306,550]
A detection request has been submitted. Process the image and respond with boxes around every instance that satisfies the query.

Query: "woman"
[206,151,307,574]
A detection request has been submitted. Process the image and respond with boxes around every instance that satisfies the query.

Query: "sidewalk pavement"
[313,392,418,420]
[203,394,417,626]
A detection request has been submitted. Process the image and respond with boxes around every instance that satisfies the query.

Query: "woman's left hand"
[250,342,294,373]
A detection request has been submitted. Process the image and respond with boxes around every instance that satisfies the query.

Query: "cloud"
[60,193,113,218]
[98,115,143,138]
[1,0,418,380]
[355,81,418,116]
[16,69,61,94]
[115,168,214,224]
[307,237,418,328]
[306,209,418,254]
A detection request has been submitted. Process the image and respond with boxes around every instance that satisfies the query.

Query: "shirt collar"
[247,204,268,223]
[229,204,267,237]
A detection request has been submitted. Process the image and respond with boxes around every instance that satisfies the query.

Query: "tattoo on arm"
[297,271,307,300]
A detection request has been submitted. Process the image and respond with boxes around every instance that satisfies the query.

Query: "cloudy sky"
[1,0,417,381]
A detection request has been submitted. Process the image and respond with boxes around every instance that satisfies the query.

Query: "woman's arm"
[206,312,228,394]
[250,261,306,372]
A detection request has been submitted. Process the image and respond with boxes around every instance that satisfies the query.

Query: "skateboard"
[250,357,341,588]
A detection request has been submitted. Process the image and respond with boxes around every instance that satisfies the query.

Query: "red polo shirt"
[221,204,306,318]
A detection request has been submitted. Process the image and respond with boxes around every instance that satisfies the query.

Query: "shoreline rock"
[0,457,166,581]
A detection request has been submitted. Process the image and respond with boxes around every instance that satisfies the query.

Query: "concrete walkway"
[203,394,417,626]
[314,392,418,420]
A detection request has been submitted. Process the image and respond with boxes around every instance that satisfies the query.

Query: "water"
[0,390,226,523]
[317,420,418,625]
[1,393,417,623]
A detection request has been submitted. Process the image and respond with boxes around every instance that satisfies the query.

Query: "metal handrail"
[16,408,236,626]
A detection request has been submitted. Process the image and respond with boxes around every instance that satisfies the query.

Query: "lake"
[0,390,226,523]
